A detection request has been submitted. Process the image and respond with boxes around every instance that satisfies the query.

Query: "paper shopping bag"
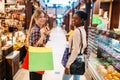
[28,46,54,71]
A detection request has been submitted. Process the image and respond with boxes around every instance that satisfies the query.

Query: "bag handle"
[78,28,83,55]
[69,28,83,55]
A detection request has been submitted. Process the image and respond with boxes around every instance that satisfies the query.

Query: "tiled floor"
[14,27,86,80]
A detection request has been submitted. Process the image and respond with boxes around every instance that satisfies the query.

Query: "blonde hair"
[28,8,46,34]
[26,8,47,46]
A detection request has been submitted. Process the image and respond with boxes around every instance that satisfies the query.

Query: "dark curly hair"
[75,11,88,26]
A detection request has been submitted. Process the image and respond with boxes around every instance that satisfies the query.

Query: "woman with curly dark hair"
[62,10,88,80]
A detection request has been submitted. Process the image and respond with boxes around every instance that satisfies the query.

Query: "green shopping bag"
[28,46,54,71]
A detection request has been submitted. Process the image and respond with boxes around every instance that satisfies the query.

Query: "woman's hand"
[64,67,70,74]
[44,26,50,35]
[34,32,45,47]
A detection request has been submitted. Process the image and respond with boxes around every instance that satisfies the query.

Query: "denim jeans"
[62,74,80,80]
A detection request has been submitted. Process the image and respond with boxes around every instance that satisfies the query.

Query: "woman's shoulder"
[73,27,85,36]
[73,28,79,34]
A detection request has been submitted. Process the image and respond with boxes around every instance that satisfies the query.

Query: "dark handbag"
[70,54,85,75]
[70,29,85,75]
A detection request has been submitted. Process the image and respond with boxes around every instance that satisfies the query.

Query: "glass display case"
[86,27,120,80]
[96,30,120,68]
[87,27,98,56]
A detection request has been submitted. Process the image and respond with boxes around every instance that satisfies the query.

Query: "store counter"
[6,51,20,80]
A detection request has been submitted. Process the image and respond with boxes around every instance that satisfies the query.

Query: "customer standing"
[62,11,87,80]
[23,8,49,80]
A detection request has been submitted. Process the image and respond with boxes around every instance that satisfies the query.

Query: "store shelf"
[88,32,96,36]
[88,40,97,47]
[88,47,97,54]
[88,35,95,39]
[5,3,16,5]
[88,43,97,50]
[98,43,120,61]
[113,47,120,53]
[87,27,98,55]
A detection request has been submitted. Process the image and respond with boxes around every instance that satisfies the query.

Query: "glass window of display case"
[86,28,120,80]
[111,39,120,50]
[97,32,120,59]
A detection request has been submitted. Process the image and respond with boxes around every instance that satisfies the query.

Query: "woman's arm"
[66,29,81,68]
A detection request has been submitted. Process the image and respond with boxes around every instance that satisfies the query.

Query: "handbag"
[61,42,72,67]
[61,47,70,67]
[70,54,85,75]
[70,29,85,75]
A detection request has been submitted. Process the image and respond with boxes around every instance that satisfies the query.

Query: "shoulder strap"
[78,29,83,55]
[69,29,83,55]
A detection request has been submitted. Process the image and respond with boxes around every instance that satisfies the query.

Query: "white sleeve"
[66,29,81,68]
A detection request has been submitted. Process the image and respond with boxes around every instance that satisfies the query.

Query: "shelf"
[113,47,120,53]
[88,38,98,43]
[89,32,96,36]
[98,43,120,61]
[0,17,5,19]
[88,38,97,46]
[101,0,114,3]
[97,30,120,41]
[87,49,97,54]
[88,26,96,29]
[5,3,16,5]
[88,43,97,50]
[88,35,95,39]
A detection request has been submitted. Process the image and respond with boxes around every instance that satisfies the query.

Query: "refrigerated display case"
[85,27,120,80]
[87,27,98,56]
[96,30,120,70]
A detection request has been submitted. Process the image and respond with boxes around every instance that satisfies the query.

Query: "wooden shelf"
[5,3,16,5]
[101,0,113,3]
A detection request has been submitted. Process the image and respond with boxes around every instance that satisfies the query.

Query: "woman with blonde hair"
[23,8,50,80]
[27,8,49,46]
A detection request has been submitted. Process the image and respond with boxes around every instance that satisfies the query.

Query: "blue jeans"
[62,74,80,80]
